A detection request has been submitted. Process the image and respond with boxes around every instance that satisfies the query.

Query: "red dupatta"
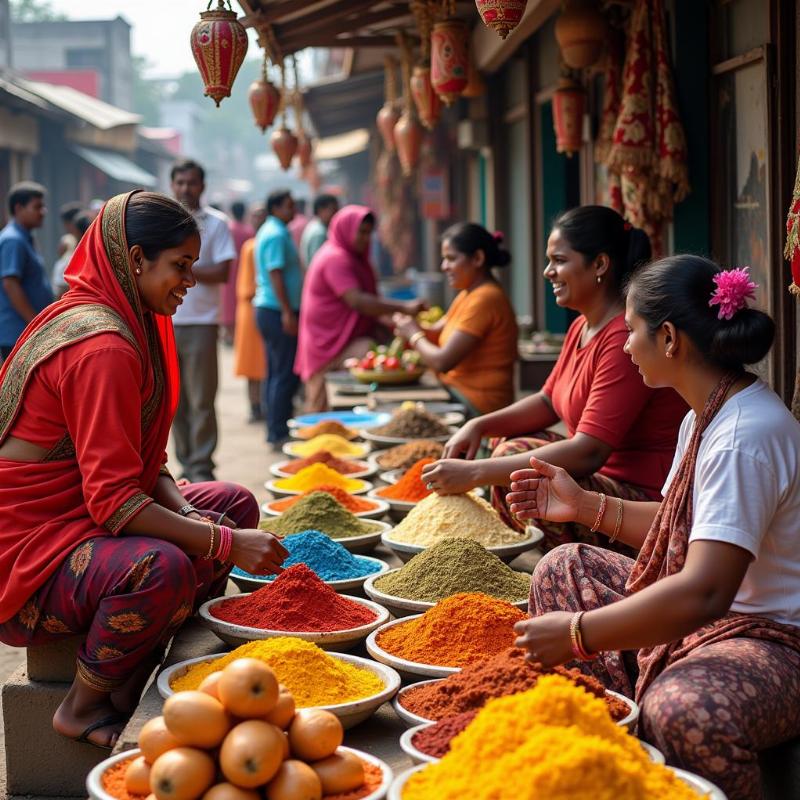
[627,373,800,699]
[0,192,179,623]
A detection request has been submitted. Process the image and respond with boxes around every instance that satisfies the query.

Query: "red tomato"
[384,356,400,370]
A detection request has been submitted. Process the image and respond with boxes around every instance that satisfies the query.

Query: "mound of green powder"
[374,538,531,603]
[261,491,381,539]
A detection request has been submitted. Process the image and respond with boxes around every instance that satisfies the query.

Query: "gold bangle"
[609,497,624,544]
[590,493,607,533]
[203,521,216,560]
[409,331,426,347]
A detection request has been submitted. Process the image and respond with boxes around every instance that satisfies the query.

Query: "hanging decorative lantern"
[190,0,249,107]
[394,111,423,177]
[410,65,442,130]
[248,58,281,132]
[431,19,469,105]
[377,104,400,151]
[462,53,485,98]
[475,0,528,40]
[555,0,607,69]
[271,126,298,170]
[552,77,585,156]
[296,132,314,168]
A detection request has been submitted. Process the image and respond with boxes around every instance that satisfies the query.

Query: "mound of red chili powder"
[211,563,378,632]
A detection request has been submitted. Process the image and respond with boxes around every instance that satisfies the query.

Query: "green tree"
[131,55,164,126]
[9,0,66,22]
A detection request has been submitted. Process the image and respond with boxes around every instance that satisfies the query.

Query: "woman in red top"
[0,191,287,748]
[422,206,686,550]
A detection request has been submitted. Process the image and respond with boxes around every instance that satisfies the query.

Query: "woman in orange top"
[233,205,267,423]
[393,223,518,415]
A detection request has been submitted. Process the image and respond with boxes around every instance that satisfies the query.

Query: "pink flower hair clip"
[709,267,758,321]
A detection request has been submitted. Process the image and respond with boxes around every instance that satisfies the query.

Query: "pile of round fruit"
[121,658,370,800]
[346,337,421,377]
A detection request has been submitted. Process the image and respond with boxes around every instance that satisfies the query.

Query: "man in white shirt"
[171,159,236,482]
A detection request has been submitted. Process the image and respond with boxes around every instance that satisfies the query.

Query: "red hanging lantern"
[552,78,585,157]
[377,104,400,151]
[431,19,469,106]
[462,54,485,98]
[296,132,314,168]
[475,0,528,40]
[190,0,249,107]
[410,65,442,130]
[555,0,607,69]
[394,111,423,176]
[271,126,298,171]
[248,79,281,132]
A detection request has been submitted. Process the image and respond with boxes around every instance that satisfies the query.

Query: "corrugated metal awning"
[73,145,157,187]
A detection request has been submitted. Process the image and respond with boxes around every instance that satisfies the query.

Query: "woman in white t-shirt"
[508,254,800,800]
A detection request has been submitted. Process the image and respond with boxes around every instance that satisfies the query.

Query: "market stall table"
[325,370,451,411]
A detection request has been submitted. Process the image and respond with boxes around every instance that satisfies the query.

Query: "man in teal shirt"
[254,189,302,447]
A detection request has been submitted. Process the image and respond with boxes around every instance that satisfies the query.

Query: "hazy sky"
[47,1,261,78]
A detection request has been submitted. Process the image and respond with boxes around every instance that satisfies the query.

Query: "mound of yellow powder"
[273,462,365,493]
[169,637,384,707]
[402,675,703,800]
[391,492,524,547]
[291,434,367,459]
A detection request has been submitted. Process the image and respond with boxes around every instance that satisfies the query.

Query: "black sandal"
[73,712,128,750]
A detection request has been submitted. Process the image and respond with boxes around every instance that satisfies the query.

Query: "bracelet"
[408,331,426,347]
[178,503,198,517]
[215,525,234,563]
[569,611,597,661]
[203,521,217,560]
[609,497,624,544]
[590,493,607,533]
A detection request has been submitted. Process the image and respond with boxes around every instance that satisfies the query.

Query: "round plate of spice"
[369,439,444,473]
[271,452,376,480]
[284,434,370,460]
[289,409,392,430]
[259,492,392,553]
[366,593,525,680]
[363,539,530,617]
[261,485,391,522]
[159,637,401,729]
[289,418,361,440]
[380,492,542,563]
[359,407,454,447]
[229,530,390,596]
[199,564,390,651]
[388,675,718,800]
[391,648,637,730]
[266,463,373,498]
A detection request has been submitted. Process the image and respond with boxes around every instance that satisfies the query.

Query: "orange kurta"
[233,238,266,380]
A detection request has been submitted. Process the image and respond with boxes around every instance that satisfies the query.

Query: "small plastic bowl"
[363,569,529,618]
[87,746,394,800]
[265,478,373,499]
[261,496,391,522]
[392,679,640,732]
[157,651,401,730]
[270,458,376,480]
[365,617,462,682]
[256,518,393,555]
[230,556,390,597]
[380,527,543,564]
[198,593,390,652]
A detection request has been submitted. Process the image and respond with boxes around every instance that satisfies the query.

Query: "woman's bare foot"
[52,676,127,748]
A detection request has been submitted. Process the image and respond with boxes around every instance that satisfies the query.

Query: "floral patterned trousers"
[489,433,651,554]
[531,543,800,800]
[0,481,259,692]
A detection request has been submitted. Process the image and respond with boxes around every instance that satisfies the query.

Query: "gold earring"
[135,267,142,275]
[596,276,602,284]
[666,350,673,358]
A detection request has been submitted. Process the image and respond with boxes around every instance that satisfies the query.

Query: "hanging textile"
[784,154,800,420]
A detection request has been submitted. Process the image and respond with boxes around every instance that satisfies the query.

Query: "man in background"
[287,197,309,252]
[0,182,53,361]
[299,193,339,267]
[171,159,236,482]
[254,189,302,448]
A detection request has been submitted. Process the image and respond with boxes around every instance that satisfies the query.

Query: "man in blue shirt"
[0,182,54,361]
[254,189,302,448]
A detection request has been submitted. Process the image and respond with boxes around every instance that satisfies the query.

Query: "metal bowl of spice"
[158,648,402,730]
[199,592,391,652]
[271,457,377,480]
[363,569,528,618]
[361,427,456,448]
[266,477,373,499]
[381,526,542,565]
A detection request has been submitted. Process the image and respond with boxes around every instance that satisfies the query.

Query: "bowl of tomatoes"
[347,339,424,386]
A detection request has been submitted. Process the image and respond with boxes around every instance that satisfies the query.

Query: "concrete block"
[26,637,84,683]
[761,738,800,800]
[2,665,104,796]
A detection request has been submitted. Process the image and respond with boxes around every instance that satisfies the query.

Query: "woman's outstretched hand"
[230,529,288,576]
[513,612,574,667]
[506,455,583,523]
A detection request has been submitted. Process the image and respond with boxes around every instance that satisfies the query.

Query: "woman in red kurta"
[0,191,287,748]
[422,206,687,550]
